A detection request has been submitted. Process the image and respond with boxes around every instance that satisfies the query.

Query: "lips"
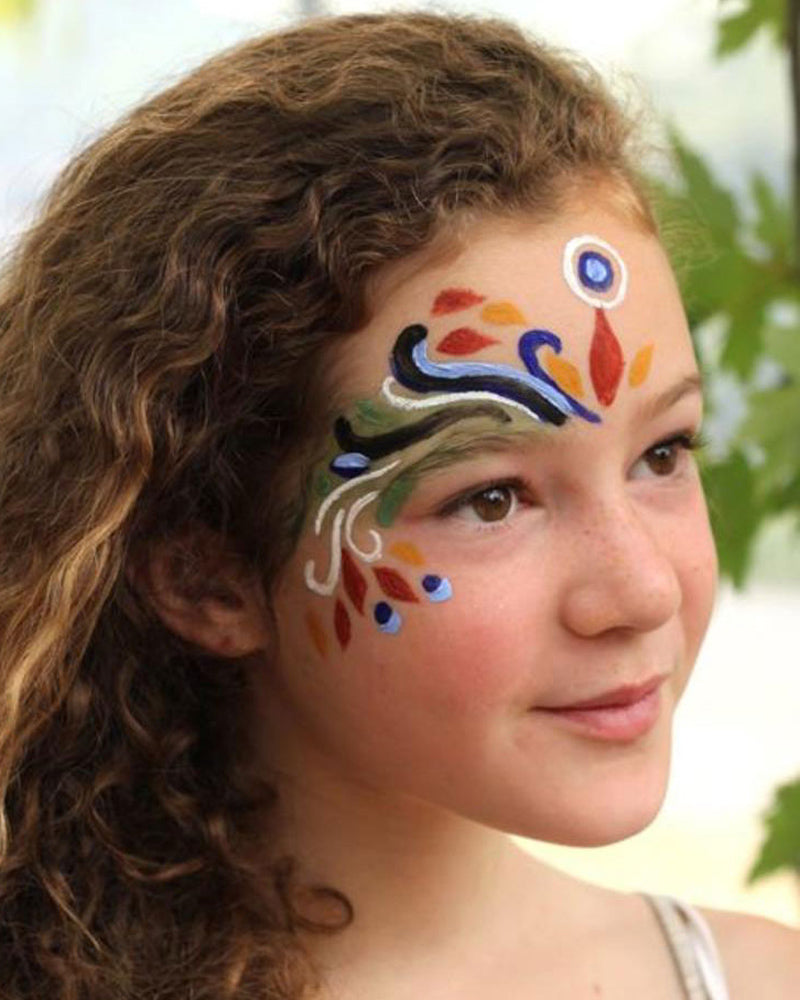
[535,674,668,742]
[544,674,666,712]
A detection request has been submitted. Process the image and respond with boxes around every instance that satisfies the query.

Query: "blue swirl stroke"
[518,330,600,424]
[410,328,600,425]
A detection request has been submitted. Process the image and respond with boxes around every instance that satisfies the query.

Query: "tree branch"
[790,0,800,267]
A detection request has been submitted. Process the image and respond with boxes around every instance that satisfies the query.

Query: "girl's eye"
[439,480,523,525]
[469,485,518,522]
[635,433,703,479]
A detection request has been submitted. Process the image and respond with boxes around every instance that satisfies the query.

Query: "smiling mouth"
[534,674,668,742]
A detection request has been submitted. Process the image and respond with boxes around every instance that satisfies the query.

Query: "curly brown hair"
[0,11,657,999]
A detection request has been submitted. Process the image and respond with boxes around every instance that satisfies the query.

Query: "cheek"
[293,553,537,721]
[678,497,718,651]
[364,559,545,717]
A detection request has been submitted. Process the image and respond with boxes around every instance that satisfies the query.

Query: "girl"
[0,11,797,999]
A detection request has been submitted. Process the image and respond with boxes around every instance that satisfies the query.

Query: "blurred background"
[2,0,799,926]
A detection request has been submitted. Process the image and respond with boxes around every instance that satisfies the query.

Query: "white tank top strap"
[643,893,731,1000]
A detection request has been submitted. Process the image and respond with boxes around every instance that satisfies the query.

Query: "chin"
[497,736,674,848]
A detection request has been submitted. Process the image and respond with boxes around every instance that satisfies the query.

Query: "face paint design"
[562,234,638,407]
[303,235,655,655]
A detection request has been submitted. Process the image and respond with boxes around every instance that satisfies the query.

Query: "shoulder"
[700,906,800,999]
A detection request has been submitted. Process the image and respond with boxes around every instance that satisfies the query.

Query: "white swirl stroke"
[345,491,383,562]
[305,460,400,596]
[381,376,541,423]
[314,458,401,535]
[305,507,346,596]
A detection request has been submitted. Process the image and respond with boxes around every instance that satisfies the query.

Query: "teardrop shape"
[334,599,351,650]
[341,548,367,614]
[544,351,584,399]
[431,287,486,315]
[389,541,426,565]
[305,608,328,658]
[480,301,526,325]
[374,566,419,603]
[629,343,654,388]
[590,308,625,406]
[436,326,499,355]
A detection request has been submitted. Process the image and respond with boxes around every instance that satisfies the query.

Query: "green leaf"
[750,172,793,264]
[701,451,761,586]
[376,473,417,527]
[353,398,397,432]
[716,0,787,57]
[313,468,335,499]
[744,326,800,492]
[668,128,740,246]
[748,778,800,882]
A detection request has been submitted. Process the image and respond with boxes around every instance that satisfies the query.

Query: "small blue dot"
[578,251,613,292]
[374,602,402,634]
[422,575,453,603]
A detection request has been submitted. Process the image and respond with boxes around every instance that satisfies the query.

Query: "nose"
[558,499,682,637]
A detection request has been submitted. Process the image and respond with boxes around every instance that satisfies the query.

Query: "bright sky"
[0,0,791,251]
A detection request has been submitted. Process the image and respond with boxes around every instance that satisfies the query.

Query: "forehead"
[329,203,691,407]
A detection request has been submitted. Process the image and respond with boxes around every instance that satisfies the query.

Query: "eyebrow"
[633,373,704,424]
[380,372,706,495]
[397,427,545,482]
[392,373,704,473]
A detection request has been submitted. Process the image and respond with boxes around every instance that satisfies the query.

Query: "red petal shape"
[341,548,367,614]
[436,326,500,356]
[431,287,486,316]
[334,599,351,650]
[590,308,625,406]
[374,566,419,603]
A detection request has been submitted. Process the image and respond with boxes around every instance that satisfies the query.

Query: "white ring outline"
[562,234,628,309]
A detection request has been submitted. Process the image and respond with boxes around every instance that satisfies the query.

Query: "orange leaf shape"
[389,541,425,566]
[480,301,526,325]
[629,343,654,387]
[374,566,419,603]
[305,609,328,659]
[544,352,584,399]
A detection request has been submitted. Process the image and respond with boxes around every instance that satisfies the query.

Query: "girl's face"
[263,198,717,846]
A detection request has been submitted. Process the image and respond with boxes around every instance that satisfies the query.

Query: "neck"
[277,769,521,939]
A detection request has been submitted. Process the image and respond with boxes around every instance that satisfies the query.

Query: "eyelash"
[435,430,706,526]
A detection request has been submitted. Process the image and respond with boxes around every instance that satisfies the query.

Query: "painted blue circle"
[578,251,614,292]
[374,602,402,633]
[374,601,392,625]
[423,576,453,603]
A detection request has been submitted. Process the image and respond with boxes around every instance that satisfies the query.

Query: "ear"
[128,527,271,660]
